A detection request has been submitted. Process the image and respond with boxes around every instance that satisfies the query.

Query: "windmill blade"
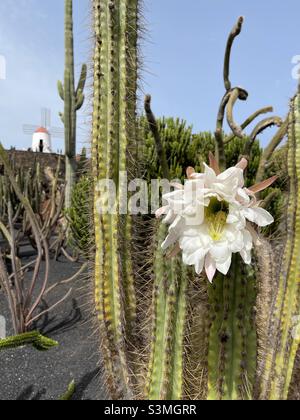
[49,127,65,139]
[23,124,38,134]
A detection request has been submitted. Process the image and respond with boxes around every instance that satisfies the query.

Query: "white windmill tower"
[23,108,64,154]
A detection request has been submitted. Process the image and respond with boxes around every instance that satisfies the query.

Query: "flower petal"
[217,167,244,188]
[155,206,169,218]
[195,257,205,275]
[236,188,251,205]
[243,229,253,251]
[205,254,217,283]
[248,176,278,194]
[161,215,185,249]
[216,255,232,275]
[210,242,231,263]
[240,248,252,265]
[242,207,274,227]
[204,163,217,187]
[209,152,221,175]
[163,209,176,225]
[236,158,248,171]
[186,167,196,179]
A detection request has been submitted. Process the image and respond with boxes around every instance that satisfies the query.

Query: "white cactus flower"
[156,154,276,282]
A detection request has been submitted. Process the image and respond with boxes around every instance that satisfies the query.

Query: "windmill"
[23,108,64,153]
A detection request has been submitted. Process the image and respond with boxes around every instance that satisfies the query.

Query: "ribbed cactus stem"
[207,255,257,400]
[0,332,58,351]
[147,224,188,400]
[58,0,87,208]
[260,94,300,400]
[92,0,138,399]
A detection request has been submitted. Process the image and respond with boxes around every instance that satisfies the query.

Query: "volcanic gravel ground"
[0,247,106,400]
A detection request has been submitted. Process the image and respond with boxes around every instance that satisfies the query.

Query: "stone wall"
[5,150,65,173]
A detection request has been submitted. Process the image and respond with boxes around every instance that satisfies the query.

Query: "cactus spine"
[58,0,87,208]
[258,94,300,400]
[92,0,138,398]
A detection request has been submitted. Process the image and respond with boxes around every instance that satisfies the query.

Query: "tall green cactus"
[92,0,138,399]
[58,0,87,209]
[258,93,300,400]
[146,223,188,400]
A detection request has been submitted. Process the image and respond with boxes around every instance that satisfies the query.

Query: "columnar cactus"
[91,0,138,399]
[146,223,188,400]
[258,93,300,400]
[207,258,257,400]
[58,0,87,208]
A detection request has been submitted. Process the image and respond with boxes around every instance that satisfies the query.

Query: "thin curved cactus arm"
[215,17,245,170]
[224,16,244,91]
[226,87,249,139]
[256,116,289,183]
[261,189,281,210]
[144,95,170,179]
[0,332,58,352]
[243,116,283,157]
[215,92,231,171]
[225,106,274,144]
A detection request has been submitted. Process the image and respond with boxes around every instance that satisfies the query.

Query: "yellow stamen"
[205,198,229,241]
[207,211,227,241]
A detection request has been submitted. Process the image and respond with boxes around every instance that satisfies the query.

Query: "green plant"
[91,9,300,401]
[0,331,58,352]
[59,380,76,400]
[257,93,300,400]
[0,144,84,335]
[58,0,87,209]
[66,175,91,257]
[91,0,138,399]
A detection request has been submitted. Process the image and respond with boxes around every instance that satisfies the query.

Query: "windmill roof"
[35,127,49,134]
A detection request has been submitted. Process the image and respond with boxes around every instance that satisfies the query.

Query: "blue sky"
[0,0,299,151]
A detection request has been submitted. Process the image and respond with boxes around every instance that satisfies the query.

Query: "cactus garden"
[1,0,300,403]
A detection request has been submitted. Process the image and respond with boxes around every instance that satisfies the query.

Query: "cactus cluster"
[0,158,43,220]
[89,4,300,401]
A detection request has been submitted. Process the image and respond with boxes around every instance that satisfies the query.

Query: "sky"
[0,0,300,152]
